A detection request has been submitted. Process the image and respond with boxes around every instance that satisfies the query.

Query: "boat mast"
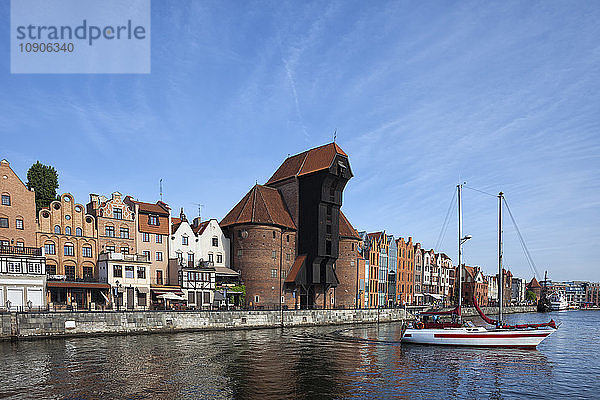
[457,184,463,323]
[498,191,504,326]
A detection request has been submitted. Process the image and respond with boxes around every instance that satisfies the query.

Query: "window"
[254,295,260,303]
[281,296,285,304]
[106,245,115,253]
[125,266,134,279]
[142,250,150,260]
[271,250,277,259]
[0,217,8,228]
[65,265,75,281]
[82,246,92,257]
[237,249,242,257]
[286,235,290,243]
[120,247,129,254]
[8,262,21,273]
[272,231,276,239]
[208,253,214,263]
[352,243,355,251]
[156,251,163,261]
[1,194,10,206]
[156,270,163,285]
[64,244,74,256]
[155,234,162,243]
[44,242,56,255]
[83,267,93,280]
[216,254,223,264]
[143,233,150,242]
[65,215,71,220]
[138,293,147,306]
[203,292,211,304]
[120,227,129,239]
[16,241,24,247]
[54,225,60,234]
[76,227,82,236]
[65,226,71,235]
[113,208,123,220]
[182,236,188,245]
[16,219,23,230]
[148,215,159,226]
[188,291,195,304]
[105,225,115,237]
[271,269,277,278]
[137,267,146,279]
[113,265,122,277]
[46,264,56,275]
[212,237,218,247]
[188,253,194,265]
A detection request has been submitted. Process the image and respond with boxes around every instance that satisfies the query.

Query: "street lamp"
[5,300,11,312]
[114,280,121,311]
[460,235,472,245]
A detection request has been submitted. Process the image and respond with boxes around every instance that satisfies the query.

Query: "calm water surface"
[0,310,598,399]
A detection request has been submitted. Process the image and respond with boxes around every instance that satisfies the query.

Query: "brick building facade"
[37,193,105,309]
[0,159,37,247]
[87,191,137,256]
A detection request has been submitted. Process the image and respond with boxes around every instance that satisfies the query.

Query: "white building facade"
[0,245,46,311]
[98,252,151,310]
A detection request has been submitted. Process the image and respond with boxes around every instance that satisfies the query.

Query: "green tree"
[525,290,537,303]
[26,161,59,214]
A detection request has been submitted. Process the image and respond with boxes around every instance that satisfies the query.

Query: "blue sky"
[1,1,599,281]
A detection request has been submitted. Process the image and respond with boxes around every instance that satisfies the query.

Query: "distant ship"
[549,292,569,311]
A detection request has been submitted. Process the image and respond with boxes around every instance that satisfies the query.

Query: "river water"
[0,310,597,399]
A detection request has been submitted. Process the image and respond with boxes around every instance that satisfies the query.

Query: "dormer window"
[148,215,159,226]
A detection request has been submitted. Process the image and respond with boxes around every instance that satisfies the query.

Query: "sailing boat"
[402,184,557,349]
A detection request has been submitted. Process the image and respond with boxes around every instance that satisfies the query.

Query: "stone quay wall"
[461,305,537,317]
[0,308,407,341]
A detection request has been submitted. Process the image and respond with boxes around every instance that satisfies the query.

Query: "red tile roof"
[125,196,170,215]
[339,210,360,240]
[220,185,296,230]
[171,217,182,234]
[528,277,541,289]
[266,142,348,185]
[192,220,210,235]
[286,254,307,284]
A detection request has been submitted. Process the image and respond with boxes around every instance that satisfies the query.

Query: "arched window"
[65,226,71,235]
[54,225,61,234]
[76,227,82,236]
[1,193,10,206]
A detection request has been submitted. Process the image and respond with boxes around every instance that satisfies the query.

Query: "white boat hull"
[402,327,555,349]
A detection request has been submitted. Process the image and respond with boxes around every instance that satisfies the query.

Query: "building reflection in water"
[0,322,556,400]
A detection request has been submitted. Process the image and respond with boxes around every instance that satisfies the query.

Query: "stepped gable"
[266,142,349,185]
[339,210,360,240]
[220,184,296,230]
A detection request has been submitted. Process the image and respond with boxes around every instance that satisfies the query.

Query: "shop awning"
[136,287,149,294]
[151,286,184,296]
[424,293,443,300]
[157,293,185,301]
[213,266,239,277]
[47,281,110,290]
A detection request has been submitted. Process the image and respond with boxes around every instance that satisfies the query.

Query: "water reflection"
[0,311,598,399]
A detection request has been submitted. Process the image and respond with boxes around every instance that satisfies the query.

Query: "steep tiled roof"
[339,210,360,240]
[220,185,296,230]
[192,220,210,235]
[286,254,307,284]
[125,196,170,215]
[464,265,475,279]
[266,142,348,185]
[528,277,541,289]
[171,217,181,234]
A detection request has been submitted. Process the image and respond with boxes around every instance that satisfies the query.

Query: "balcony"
[0,245,42,256]
[99,252,150,262]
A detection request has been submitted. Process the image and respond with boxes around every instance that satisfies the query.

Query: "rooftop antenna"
[192,203,204,223]
[333,129,337,143]
[159,179,163,201]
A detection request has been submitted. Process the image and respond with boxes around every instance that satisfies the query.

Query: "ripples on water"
[0,311,598,399]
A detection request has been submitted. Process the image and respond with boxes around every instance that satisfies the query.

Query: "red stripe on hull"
[434,332,551,339]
